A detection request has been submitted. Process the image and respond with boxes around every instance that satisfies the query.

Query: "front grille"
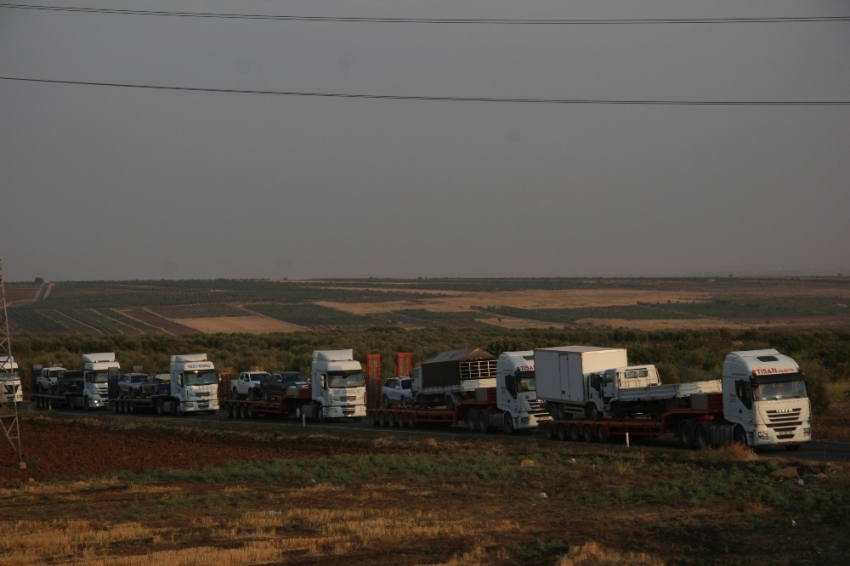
[335,395,357,402]
[194,391,210,398]
[342,407,355,414]
[766,408,801,424]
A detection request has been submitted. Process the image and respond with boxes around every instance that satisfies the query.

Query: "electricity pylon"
[0,258,24,467]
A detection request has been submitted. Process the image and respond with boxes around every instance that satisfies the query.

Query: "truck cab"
[81,353,120,409]
[722,349,811,449]
[169,354,219,414]
[497,351,550,430]
[311,350,367,420]
[588,365,662,416]
[0,356,22,403]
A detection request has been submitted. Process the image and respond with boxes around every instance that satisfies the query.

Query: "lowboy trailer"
[223,386,319,420]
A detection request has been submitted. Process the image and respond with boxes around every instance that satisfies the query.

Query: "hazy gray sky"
[2,0,849,281]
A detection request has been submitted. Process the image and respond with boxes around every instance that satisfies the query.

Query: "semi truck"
[541,349,811,451]
[415,348,498,410]
[224,350,367,421]
[535,346,719,421]
[0,356,23,403]
[368,350,551,435]
[32,353,119,410]
[109,353,219,415]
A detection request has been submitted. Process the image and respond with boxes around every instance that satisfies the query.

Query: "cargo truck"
[32,353,119,410]
[535,346,719,421]
[224,350,367,421]
[541,349,811,451]
[109,353,219,415]
[0,356,23,403]
[368,350,551,434]
[415,348,498,410]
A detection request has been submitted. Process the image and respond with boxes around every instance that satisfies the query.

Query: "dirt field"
[572,317,751,330]
[5,285,39,306]
[173,316,308,334]
[118,308,198,336]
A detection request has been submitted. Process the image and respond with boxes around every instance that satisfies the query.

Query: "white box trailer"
[535,346,628,410]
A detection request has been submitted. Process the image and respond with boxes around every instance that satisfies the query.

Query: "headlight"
[757,431,769,438]
[803,427,811,435]
[521,417,530,424]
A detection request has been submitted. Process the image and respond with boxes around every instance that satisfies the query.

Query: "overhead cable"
[1,3,849,24]
[2,76,849,106]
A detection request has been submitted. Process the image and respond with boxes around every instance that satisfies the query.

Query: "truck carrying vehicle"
[368,350,551,434]
[223,350,366,421]
[32,353,119,410]
[535,346,719,421]
[109,354,219,415]
[0,356,23,403]
[541,349,811,451]
[415,348,498,410]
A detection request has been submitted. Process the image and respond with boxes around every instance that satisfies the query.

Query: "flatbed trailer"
[540,393,728,447]
[32,392,104,410]
[368,390,501,430]
[222,388,319,420]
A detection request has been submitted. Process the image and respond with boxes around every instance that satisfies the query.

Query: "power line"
[1,3,849,25]
[2,76,849,106]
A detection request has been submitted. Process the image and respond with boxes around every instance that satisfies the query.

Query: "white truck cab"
[722,349,811,449]
[496,351,550,431]
[0,356,23,403]
[170,354,219,414]
[311,350,367,420]
[81,353,120,409]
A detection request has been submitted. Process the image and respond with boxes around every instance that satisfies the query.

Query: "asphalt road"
[18,403,850,463]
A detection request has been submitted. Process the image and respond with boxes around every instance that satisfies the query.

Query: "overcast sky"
[2,0,849,281]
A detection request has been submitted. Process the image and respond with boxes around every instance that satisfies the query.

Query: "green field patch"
[244,303,385,327]
[476,305,697,323]
[384,309,493,328]
[654,297,850,319]
[7,306,70,334]
[152,303,249,319]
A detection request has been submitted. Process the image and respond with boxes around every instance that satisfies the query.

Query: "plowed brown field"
[0,418,378,483]
[118,308,198,336]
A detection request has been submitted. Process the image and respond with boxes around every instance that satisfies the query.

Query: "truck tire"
[466,410,478,432]
[583,425,594,443]
[317,403,326,423]
[368,411,378,427]
[247,404,255,419]
[694,423,709,450]
[679,421,694,449]
[157,400,165,416]
[378,411,386,427]
[733,426,748,446]
[477,411,491,433]
[445,395,455,412]
[503,413,515,436]
[408,413,416,429]
[129,401,136,414]
[587,404,600,421]
[596,425,608,444]
[543,422,554,440]
[556,423,568,441]
[387,412,397,428]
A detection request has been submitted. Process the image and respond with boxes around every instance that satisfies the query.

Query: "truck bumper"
[753,425,811,447]
[182,400,219,412]
[328,404,366,418]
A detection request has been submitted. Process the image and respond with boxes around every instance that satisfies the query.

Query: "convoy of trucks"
[0,356,23,403]
[20,345,813,451]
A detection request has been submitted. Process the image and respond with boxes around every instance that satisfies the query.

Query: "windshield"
[753,379,808,401]
[132,375,147,383]
[0,369,20,379]
[185,370,218,386]
[328,371,365,388]
[251,373,270,382]
[152,373,170,382]
[516,371,536,392]
[87,371,109,383]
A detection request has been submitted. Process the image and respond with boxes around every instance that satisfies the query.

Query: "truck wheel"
[679,421,694,448]
[157,400,164,416]
[596,425,608,444]
[368,411,378,427]
[503,413,515,436]
[569,424,580,442]
[378,411,386,427]
[477,411,490,433]
[466,410,478,432]
[247,404,255,419]
[317,403,326,423]
[112,399,119,413]
[129,401,136,414]
[588,404,600,421]
[733,426,748,446]
[550,404,563,421]
[408,413,416,429]
[556,423,567,441]
[694,423,709,450]
[583,425,594,443]
[445,395,455,412]
[543,422,554,440]
[387,412,397,428]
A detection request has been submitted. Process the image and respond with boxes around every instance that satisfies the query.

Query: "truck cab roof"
[724,349,799,378]
[498,351,535,373]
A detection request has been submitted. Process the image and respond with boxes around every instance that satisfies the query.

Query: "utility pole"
[0,258,24,468]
